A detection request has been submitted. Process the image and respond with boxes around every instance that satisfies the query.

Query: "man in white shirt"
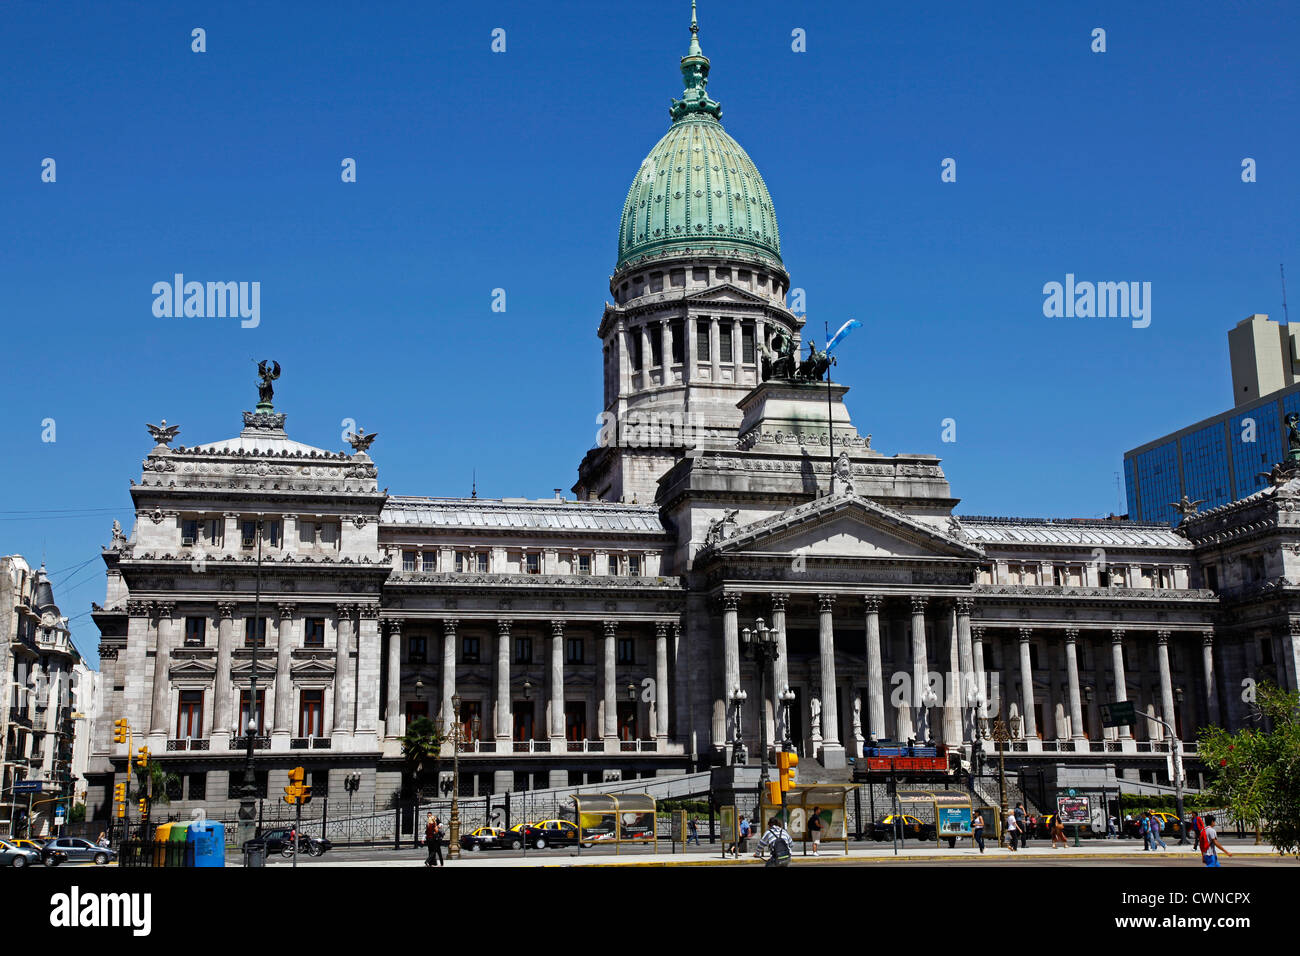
[1201,814,1233,867]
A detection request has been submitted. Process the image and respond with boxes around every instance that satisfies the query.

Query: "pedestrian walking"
[687,816,700,845]
[1052,816,1068,848]
[1189,812,1205,853]
[1107,815,1117,839]
[1200,814,1232,867]
[1005,811,1019,851]
[756,816,793,867]
[96,831,110,848]
[1013,803,1027,849]
[727,815,751,857]
[1140,811,1152,850]
[424,813,439,867]
[973,811,985,853]
[809,809,823,855]
[1150,813,1168,850]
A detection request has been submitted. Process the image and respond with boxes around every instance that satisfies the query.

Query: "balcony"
[166,738,210,752]
[290,738,332,750]
[620,739,658,752]
[511,740,551,754]
[226,736,270,750]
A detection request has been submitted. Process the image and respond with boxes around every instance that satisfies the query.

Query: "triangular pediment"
[169,658,217,678]
[291,657,336,677]
[684,283,770,306]
[709,493,984,561]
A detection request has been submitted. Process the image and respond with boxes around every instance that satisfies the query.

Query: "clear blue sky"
[2,0,1297,666]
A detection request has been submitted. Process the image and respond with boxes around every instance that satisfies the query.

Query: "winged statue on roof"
[256,360,281,404]
[346,427,379,453]
[145,419,180,446]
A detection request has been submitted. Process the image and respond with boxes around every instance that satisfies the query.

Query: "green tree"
[400,716,444,800]
[1199,683,1300,855]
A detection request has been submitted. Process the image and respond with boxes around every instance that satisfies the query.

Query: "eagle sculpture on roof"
[146,419,180,446]
[346,427,378,453]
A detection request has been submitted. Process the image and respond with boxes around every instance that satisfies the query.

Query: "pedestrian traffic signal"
[776,751,798,791]
[134,746,150,769]
[284,766,311,805]
[113,718,129,744]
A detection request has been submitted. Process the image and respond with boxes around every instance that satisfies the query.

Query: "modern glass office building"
[1125,383,1300,523]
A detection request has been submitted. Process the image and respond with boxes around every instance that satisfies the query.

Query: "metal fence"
[119,840,195,868]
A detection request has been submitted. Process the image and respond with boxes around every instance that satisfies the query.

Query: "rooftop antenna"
[1114,471,1123,517]
[471,469,477,499]
[1282,263,1290,324]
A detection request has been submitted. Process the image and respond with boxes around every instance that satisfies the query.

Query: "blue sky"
[2,0,1297,665]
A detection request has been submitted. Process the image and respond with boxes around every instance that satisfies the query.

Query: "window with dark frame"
[299,690,324,738]
[239,689,266,735]
[565,636,584,664]
[305,617,325,647]
[244,616,267,647]
[617,637,635,664]
[176,690,203,739]
[578,554,591,575]
[462,635,480,663]
[696,321,710,361]
[407,634,427,664]
[608,555,619,576]
[514,635,533,664]
[188,773,207,802]
[184,617,206,647]
[526,553,541,574]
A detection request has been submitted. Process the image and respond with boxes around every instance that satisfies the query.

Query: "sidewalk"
[293,839,1285,868]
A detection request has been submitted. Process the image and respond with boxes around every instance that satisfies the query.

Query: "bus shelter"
[571,793,657,855]
[760,784,859,857]
[896,789,976,849]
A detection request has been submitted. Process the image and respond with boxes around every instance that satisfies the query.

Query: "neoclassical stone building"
[86,11,1298,822]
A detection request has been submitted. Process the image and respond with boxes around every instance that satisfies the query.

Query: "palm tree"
[401,717,444,803]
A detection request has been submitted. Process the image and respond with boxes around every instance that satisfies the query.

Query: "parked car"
[508,822,541,847]
[252,829,332,857]
[42,837,114,865]
[459,826,521,852]
[870,814,935,842]
[528,818,589,849]
[0,838,43,868]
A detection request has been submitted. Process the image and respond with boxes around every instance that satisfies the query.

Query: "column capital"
[1017,627,1033,643]
[1111,628,1126,644]
[1156,629,1171,644]
[1201,632,1215,647]
[672,622,683,639]
[817,593,836,612]
[863,594,883,614]
[655,621,669,639]
[442,618,459,636]
[277,603,296,620]
[770,592,789,612]
[217,602,238,619]
[127,600,151,617]
[358,604,380,620]
[955,597,974,616]
[386,618,403,636]
[497,619,512,636]
[910,595,928,614]
[335,602,356,618]
[551,620,565,637]
[1064,627,1080,643]
[971,625,985,642]
[603,620,618,638]
[721,592,741,612]
[153,601,176,620]
[1288,619,1300,638]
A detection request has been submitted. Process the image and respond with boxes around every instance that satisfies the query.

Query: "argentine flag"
[825,319,862,355]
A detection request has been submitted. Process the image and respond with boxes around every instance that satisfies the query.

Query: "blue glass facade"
[1229,400,1282,499]
[1130,439,1180,523]
[1179,422,1232,511]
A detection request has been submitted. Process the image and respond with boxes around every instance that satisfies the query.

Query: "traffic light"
[284,766,311,805]
[113,782,126,803]
[777,751,799,792]
[113,718,129,744]
[137,798,147,814]
[116,801,126,819]
[765,781,782,805]
[134,746,150,770]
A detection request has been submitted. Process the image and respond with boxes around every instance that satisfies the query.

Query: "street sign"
[13,781,43,794]
[1057,796,1090,824]
[1100,700,1135,728]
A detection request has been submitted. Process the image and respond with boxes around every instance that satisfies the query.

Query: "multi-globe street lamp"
[976,713,1022,839]
[741,618,780,800]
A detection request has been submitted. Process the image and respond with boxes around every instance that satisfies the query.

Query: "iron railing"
[119,840,195,868]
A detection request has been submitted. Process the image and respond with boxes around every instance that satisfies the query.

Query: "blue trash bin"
[187,820,226,867]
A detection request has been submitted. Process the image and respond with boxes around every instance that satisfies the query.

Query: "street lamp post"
[778,687,796,750]
[741,620,780,804]
[730,689,747,764]
[977,714,1021,843]
[237,518,265,855]
[447,694,463,859]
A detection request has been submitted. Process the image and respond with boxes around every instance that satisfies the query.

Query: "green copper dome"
[615,4,782,274]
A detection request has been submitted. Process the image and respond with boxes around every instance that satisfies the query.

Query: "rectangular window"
[617,701,638,741]
[420,551,436,572]
[460,700,483,742]
[205,518,222,545]
[632,332,644,371]
[311,770,329,798]
[628,555,641,576]
[319,522,339,547]
[238,690,265,735]
[298,520,315,545]
[227,771,268,800]
[578,554,591,575]
[1204,565,1218,590]
[526,553,541,575]
[476,553,488,573]
[697,321,710,361]
[405,700,429,723]
[565,637,584,664]
[670,269,685,288]
[402,550,417,571]
[304,617,325,647]
[187,773,207,802]
[651,326,663,367]
[176,690,203,738]
[514,635,533,664]
[565,701,588,741]
[266,521,281,547]
[241,521,257,548]
[671,320,685,364]
[182,519,198,545]
[456,551,468,572]
[514,701,536,741]
[244,617,267,647]
[299,690,324,738]
[184,617,206,647]
[407,635,427,664]
[742,324,755,363]
[720,324,733,362]
[617,637,635,664]
[462,635,480,663]
[1261,639,1275,667]
[608,556,620,576]
[649,272,663,293]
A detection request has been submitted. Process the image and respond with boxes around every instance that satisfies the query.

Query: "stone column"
[602,621,618,742]
[771,594,791,743]
[1018,628,1037,740]
[214,602,236,740]
[273,603,296,739]
[1157,630,1176,741]
[1202,633,1220,727]
[550,621,565,742]
[1287,621,1300,696]
[1064,627,1086,742]
[972,625,988,719]
[332,604,355,735]
[1111,628,1132,738]
[955,599,974,737]
[654,622,670,742]
[355,605,381,744]
[710,316,720,381]
[942,602,962,747]
[910,596,930,741]
[686,315,698,383]
[722,592,740,745]
[817,593,845,768]
[496,620,512,742]
[385,619,403,739]
[440,619,458,728]
[661,321,672,378]
[864,596,886,741]
[149,603,175,737]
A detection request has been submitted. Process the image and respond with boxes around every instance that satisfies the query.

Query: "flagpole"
[826,321,834,495]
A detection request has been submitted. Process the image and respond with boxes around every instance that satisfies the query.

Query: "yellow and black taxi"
[459,826,523,852]
[528,818,588,849]
[870,814,935,842]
